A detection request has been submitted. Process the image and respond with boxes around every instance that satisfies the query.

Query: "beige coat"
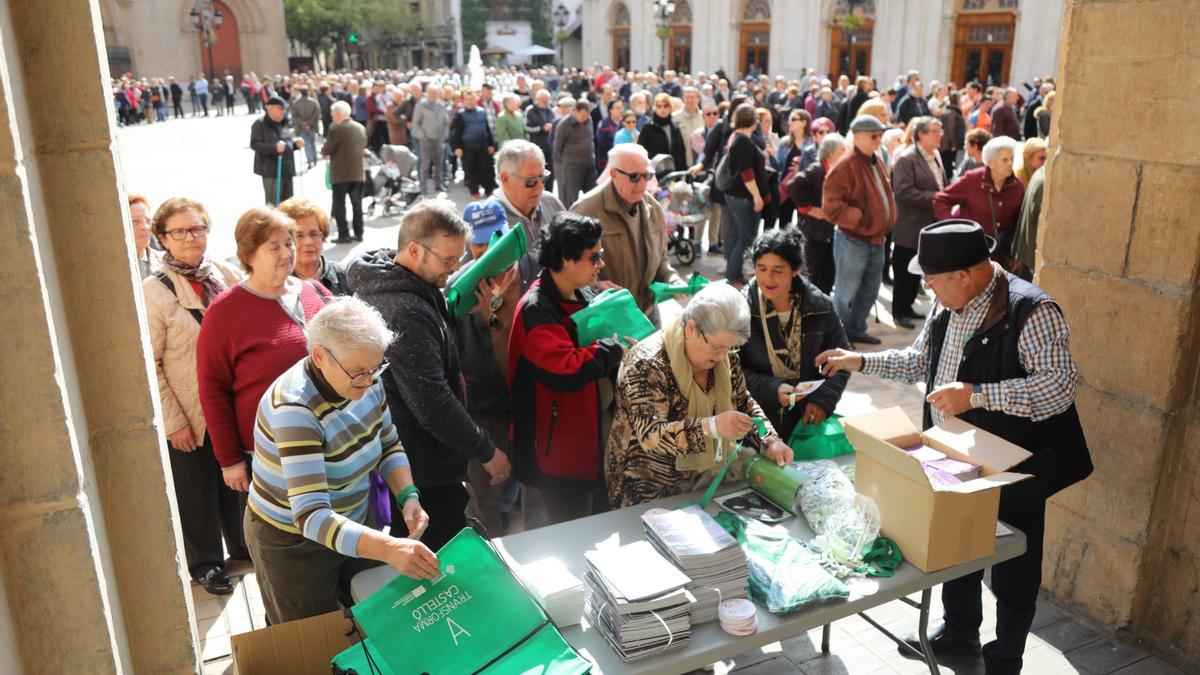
[571,181,681,319]
[142,260,243,439]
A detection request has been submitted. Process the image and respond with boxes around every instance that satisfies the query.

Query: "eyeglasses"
[704,111,719,117]
[697,327,741,356]
[512,170,551,188]
[326,348,390,386]
[587,249,605,266]
[162,226,208,241]
[419,242,461,269]
[612,167,656,183]
[294,229,325,241]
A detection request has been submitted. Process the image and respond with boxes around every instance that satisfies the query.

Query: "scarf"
[160,252,224,306]
[757,283,803,380]
[664,316,734,474]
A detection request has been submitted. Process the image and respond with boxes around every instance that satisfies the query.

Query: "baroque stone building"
[581,0,1063,86]
[99,0,288,79]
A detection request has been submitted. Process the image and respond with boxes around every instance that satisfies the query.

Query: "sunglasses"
[704,111,719,117]
[612,167,655,183]
[587,249,605,266]
[512,171,551,188]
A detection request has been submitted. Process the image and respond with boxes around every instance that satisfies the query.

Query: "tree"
[285,0,417,70]
[460,0,489,50]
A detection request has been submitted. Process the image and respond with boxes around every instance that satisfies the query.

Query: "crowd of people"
[130,59,1082,675]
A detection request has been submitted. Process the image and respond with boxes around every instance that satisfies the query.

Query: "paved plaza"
[119,116,1176,675]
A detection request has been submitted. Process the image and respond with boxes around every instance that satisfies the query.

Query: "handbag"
[445,226,528,321]
[570,288,656,346]
[342,528,591,675]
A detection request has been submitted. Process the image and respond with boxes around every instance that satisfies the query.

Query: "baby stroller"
[364,144,421,216]
[656,169,711,266]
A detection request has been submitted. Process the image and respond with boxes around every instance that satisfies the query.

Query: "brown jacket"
[571,182,681,319]
[822,147,897,244]
[142,260,244,439]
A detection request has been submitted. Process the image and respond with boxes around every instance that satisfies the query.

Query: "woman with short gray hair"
[934,132,1025,255]
[605,282,794,508]
[244,296,440,625]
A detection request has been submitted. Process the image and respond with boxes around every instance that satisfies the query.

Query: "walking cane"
[274,152,283,205]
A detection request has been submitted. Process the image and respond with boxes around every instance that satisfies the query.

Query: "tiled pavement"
[196,214,1180,675]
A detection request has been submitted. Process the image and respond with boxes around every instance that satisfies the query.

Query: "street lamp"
[553,3,570,69]
[654,0,676,72]
[189,0,224,82]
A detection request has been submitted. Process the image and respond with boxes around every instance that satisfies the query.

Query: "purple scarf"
[160,252,225,306]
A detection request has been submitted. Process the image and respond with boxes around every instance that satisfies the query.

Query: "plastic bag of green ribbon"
[570,288,655,346]
[648,273,710,303]
[445,226,527,321]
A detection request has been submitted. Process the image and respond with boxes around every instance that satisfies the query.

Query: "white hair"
[982,136,1018,165]
[494,139,545,176]
[682,283,751,342]
[818,133,846,162]
[331,100,351,117]
[306,297,395,355]
[607,142,649,171]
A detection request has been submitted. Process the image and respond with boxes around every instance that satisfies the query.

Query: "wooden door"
[952,13,1015,86]
[670,28,692,73]
[739,23,769,78]
[828,20,874,80]
[613,28,630,70]
[197,0,242,80]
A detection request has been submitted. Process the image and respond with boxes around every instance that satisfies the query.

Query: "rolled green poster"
[741,453,809,515]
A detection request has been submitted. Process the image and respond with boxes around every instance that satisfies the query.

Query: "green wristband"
[398,485,421,503]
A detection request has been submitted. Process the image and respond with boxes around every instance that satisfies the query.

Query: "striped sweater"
[249,358,408,557]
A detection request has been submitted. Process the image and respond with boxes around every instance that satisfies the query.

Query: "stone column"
[0,0,199,672]
[1037,1,1200,669]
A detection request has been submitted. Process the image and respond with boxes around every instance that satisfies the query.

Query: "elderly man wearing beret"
[816,220,1093,675]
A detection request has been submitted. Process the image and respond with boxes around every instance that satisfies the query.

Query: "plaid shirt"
[862,271,1078,424]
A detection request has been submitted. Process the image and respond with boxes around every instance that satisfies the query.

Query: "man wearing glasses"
[347,200,512,551]
[673,87,705,167]
[571,143,685,327]
[492,140,566,291]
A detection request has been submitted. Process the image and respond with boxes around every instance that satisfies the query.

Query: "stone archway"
[738,0,770,78]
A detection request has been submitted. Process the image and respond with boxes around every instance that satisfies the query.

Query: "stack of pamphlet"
[905,444,982,489]
[582,540,695,662]
[641,505,750,623]
[514,556,585,627]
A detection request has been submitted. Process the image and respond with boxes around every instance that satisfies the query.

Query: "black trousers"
[891,244,920,318]
[940,150,957,183]
[262,174,294,206]
[942,503,1046,675]
[390,483,469,553]
[172,100,184,118]
[803,236,836,295]
[461,147,496,196]
[168,435,248,579]
[331,181,364,238]
[882,232,893,283]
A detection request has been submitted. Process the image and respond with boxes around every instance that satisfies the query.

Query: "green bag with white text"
[348,528,591,675]
[570,288,656,346]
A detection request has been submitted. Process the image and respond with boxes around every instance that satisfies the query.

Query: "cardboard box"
[842,407,1033,573]
[231,609,363,675]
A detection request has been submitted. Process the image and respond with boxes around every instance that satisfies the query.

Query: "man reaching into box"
[815,219,1092,675]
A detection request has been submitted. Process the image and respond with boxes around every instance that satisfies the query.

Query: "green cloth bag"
[331,637,396,675]
[648,273,710,303]
[787,414,854,460]
[349,528,591,675]
[445,226,528,321]
[571,288,656,346]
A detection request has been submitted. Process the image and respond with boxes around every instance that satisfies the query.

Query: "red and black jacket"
[508,273,624,484]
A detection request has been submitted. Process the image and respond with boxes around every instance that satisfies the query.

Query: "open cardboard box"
[841,407,1033,573]
[231,609,363,675]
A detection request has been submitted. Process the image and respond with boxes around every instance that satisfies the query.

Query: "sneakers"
[197,566,234,596]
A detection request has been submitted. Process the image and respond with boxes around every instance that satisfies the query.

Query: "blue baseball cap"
[463,198,508,245]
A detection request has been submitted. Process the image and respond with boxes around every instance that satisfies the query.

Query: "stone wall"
[1037,0,1200,669]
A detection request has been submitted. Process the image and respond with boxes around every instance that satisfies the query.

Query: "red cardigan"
[196,282,328,468]
[933,166,1025,236]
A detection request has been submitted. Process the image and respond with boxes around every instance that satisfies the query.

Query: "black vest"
[925,272,1092,511]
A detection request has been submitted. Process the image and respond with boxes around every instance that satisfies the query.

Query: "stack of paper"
[514,557,585,627]
[641,505,750,623]
[583,541,695,662]
[904,444,982,488]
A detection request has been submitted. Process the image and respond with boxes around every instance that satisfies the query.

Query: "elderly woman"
[143,197,245,596]
[197,206,332,495]
[739,229,851,441]
[278,197,351,296]
[495,92,528,146]
[934,136,1025,256]
[509,212,625,528]
[129,193,162,278]
[606,283,794,508]
[246,297,438,624]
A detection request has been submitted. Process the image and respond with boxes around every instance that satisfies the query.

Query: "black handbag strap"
[154,272,204,325]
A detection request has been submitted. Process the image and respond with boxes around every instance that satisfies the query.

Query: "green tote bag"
[571,288,656,346]
[787,414,854,461]
[347,528,591,675]
[445,226,528,321]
